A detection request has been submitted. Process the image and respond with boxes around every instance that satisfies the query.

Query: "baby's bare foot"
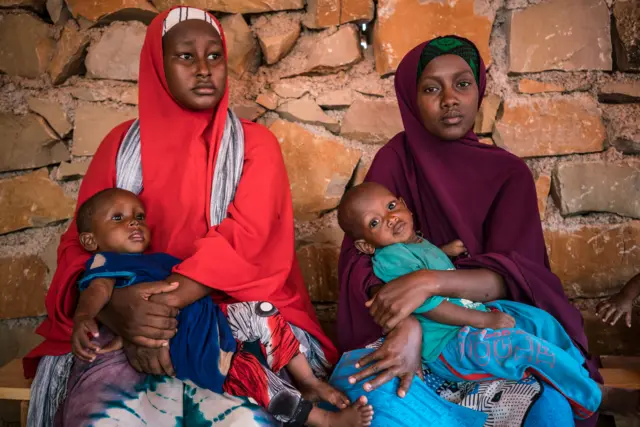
[599,385,640,416]
[307,396,374,427]
[298,378,350,409]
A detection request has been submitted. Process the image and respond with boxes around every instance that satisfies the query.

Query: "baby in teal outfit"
[337,182,516,364]
[337,182,605,419]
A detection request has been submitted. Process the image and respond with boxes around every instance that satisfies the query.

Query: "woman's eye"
[424,86,438,93]
[178,53,193,60]
[207,53,221,60]
[458,81,471,88]
[136,214,145,221]
[369,219,380,229]
[387,201,397,210]
[112,214,122,221]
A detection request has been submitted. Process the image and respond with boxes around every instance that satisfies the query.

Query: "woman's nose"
[386,215,398,226]
[129,218,139,227]
[441,85,459,108]
[195,56,211,77]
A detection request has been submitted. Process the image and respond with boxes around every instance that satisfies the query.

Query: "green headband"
[417,36,480,84]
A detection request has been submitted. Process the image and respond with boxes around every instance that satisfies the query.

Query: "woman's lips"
[192,86,216,95]
[441,115,463,125]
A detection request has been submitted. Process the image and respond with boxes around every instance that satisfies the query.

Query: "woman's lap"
[57,349,277,427]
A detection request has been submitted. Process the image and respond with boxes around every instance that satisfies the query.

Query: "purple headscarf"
[337,36,601,426]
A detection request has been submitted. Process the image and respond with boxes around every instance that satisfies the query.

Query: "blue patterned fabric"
[328,348,487,427]
[78,252,237,393]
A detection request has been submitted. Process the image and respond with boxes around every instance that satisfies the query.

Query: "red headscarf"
[25,7,336,377]
[337,38,601,426]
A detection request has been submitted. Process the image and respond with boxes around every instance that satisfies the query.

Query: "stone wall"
[1,0,639,364]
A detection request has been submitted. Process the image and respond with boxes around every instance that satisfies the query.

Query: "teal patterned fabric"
[417,36,480,84]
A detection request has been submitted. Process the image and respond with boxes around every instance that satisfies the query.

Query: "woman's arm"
[367,268,506,332]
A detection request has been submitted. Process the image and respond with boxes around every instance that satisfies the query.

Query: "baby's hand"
[71,316,100,362]
[440,240,467,257]
[479,311,516,330]
[596,293,634,327]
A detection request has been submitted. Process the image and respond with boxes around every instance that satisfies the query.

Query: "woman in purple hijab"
[338,36,604,426]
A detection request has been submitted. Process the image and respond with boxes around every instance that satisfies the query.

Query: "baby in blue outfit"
[337,182,602,420]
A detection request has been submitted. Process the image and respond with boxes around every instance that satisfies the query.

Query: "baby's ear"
[79,232,98,252]
[354,240,375,255]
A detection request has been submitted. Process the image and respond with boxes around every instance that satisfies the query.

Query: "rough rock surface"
[508,0,612,73]
[269,119,360,219]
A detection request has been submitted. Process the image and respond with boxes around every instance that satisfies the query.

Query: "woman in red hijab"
[338,36,610,426]
[25,7,336,426]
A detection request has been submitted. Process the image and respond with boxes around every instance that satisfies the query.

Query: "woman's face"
[163,19,227,111]
[416,54,479,140]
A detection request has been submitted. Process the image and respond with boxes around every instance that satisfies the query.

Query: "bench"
[1,356,639,426]
[0,359,30,427]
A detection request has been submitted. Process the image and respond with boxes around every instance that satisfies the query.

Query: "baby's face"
[91,192,151,253]
[353,186,416,248]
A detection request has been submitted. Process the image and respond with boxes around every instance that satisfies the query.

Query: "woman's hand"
[123,340,175,377]
[366,270,434,332]
[347,316,423,398]
[98,281,180,347]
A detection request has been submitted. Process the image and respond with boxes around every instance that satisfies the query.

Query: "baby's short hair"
[76,188,123,233]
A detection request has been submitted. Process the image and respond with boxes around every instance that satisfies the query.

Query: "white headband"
[162,7,221,37]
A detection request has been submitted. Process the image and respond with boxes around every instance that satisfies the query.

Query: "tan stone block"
[373,0,493,76]
[273,81,309,99]
[26,97,72,138]
[544,222,640,298]
[341,99,403,144]
[599,81,640,103]
[86,21,146,82]
[316,89,353,108]
[220,14,260,77]
[69,86,109,102]
[352,157,373,186]
[65,0,157,22]
[231,102,266,122]
[269,119,361,219]
[303,0,340,28]
[0,255,49,320]
[118,86,139,105]
[296,243,340,302]
[613,0,640,71]
[493,97,605,158]
[56,159,91,181]
[46,0,71,24]
[576,299,640,356]
[552,160,640,219]
[48,21,90,85]
[535,174,551,220]
[303,25,362,75]
[0,14,55,78]
[72,103,137,156]
[341,0,373,24]
[474,94,501,135]
[151,0,304,13]
[256,18,300,65]
[508,0,611,73]
[478,137,494,145]
[0,169,75,235]
[277,98,339,133]
[256,91,279,110]
[0,322,43,367]
[0,113,68,173]
[0,0,44,10]
[518,79,565,94]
